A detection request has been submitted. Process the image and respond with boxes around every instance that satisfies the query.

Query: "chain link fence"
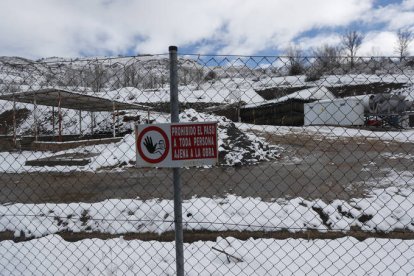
[0,51,414,275]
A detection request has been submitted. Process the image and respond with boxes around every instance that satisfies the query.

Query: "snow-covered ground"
[1,235,413,275]
[238,123,414,143]
[105,83,265,104]
[2,111,414,239]
[0,187,412,238]
[0,109,281,172]
[3,111,414,173]
[99,73,414,105]
[2,114,414,174]
[2,69,414,274]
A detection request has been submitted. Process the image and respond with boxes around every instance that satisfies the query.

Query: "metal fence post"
[169,45,184,276]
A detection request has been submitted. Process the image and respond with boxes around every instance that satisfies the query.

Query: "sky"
[0,0,413,58]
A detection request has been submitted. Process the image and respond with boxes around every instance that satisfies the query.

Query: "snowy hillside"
[2,54,414,98]
[0,55,204,93]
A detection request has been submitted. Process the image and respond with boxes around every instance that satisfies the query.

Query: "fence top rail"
[180,53,414,59]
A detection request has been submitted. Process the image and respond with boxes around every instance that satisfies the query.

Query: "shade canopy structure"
[0,88,150,144]
[0,88,147,112]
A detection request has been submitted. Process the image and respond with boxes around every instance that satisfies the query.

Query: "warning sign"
[136,122,218,167]
[137,126,170,164]
[171,123,217,161]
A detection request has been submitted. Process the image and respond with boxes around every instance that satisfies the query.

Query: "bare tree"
[285,45,305,75]
[312,44,342,71]
[84,63,108,92]
[395,28,413,61]
[341,30,364,68]
[304,44,342,81]
[123,64,141,88]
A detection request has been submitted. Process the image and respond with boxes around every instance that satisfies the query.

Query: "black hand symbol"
[143,136,157,154]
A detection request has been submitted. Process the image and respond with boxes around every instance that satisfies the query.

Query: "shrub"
[204,70,217,81]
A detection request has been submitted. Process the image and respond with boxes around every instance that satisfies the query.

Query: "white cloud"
[403,0,414,9]
[358,30,414,57]
[359,31,397,56]
[0,0,374,57]
[363,0,414,30]
[296,33,342,52]
[215,0,373,54]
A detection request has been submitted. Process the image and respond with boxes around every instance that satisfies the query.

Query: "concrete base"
[25,152,100,167]
[31,137,122,152]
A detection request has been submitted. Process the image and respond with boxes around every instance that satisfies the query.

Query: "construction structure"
[240,87,335,126]
[0,88,146,149]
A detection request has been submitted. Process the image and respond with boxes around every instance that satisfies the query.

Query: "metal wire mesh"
[0,53,414,275]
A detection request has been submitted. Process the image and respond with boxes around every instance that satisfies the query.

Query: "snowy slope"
[244,86,335,108]
[4,110,414,173]
[238,123,414,143]
[0,187,412,238]
[1,235,413,275]
[0,55,203,90]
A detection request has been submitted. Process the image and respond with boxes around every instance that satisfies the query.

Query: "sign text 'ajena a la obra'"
[136,122,218,167]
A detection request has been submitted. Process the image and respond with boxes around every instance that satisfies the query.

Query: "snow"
[1,187,413,238]
[237,123,414,143]
[102,74,414,106]
[0,109,281,172]
[321,74,414,86]
[252,74,414,91]
[0,235,413,275]
[0,100,131,136]
[0,134,137,173]
[359,168,414,189]
[103,82,265,105]
[244,86,336,108]
[176,109,282,166]
[3,113,414,173]
[2,66,414,274]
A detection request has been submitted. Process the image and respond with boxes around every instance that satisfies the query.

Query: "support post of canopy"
[79,110,82,136]
[33,94,38,142]
[58,92,62,142]
[112,102,116,138]
[52,106,55,138]
[90,112,94,136]
[116,106,120,136]
[12,95,16,146]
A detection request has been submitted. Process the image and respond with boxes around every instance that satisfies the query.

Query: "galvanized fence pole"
[169,45,184,276]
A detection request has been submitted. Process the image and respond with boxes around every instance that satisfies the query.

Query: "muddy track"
[2,229,414,243]
[1,129,413,204]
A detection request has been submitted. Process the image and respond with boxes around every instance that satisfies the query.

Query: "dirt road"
[1,133,413,204]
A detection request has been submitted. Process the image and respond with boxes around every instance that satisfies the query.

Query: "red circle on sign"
[137,126,170,164]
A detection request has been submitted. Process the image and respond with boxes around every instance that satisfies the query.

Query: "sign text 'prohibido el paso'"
[136,122,218,167]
